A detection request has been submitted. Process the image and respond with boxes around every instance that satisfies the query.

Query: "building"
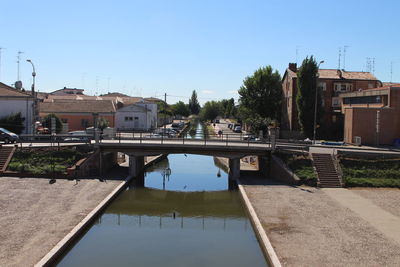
[51,87,85,95]
[115,101,157,131]
[39,99,116,132]
[281,63,381,139]
[0,82,34,134]
[340,85,400,145]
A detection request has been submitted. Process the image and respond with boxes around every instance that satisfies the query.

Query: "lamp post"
[313,60,324,144]
[26,59,36,134]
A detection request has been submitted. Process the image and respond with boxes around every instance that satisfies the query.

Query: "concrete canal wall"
[35,155,164,267]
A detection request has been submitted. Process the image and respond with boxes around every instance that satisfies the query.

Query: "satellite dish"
[15,81,23,90]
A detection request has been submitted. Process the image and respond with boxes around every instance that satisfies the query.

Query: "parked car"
[233,126,242,133]
[64,131,91,142]
[243,134,260,141]
[0,128,19,143]
[228,123,233,129]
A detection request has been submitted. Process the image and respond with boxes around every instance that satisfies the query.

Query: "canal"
[56,122,268,267]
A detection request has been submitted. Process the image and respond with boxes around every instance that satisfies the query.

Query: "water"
[56,122,268,267]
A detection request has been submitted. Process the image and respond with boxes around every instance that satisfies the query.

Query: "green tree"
[42,113,63,133]
[238,66,281,133]
[0,112,25,134]
[296,56,321,138]
[200,101,221,121]
[96,117,109,130]
[188,90,201,115]
[172,101,190,117]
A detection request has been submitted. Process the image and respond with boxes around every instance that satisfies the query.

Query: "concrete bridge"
[95,138,283,182]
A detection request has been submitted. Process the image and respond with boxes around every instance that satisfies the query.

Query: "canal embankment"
[240,177,400,266]
[0,155,163,267]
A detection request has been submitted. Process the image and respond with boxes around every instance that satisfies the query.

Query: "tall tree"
[238,66,282,133]
[296,56,321,138]
[238,66,282,120]
[200,101,221,121]
[172,101,190,117]
[188,90,201,115]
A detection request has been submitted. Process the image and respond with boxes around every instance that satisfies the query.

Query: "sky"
[1,0,399,104]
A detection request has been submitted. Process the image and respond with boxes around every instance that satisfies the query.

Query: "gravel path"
[0,177,122,267]
[350,188,400,217]
[242,179,400,267]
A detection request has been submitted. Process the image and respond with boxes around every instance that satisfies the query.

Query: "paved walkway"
[324,188,400,245]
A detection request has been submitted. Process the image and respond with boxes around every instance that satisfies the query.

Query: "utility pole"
[0,47,5,81]
[17,51,24,81]
[164,93,167,134]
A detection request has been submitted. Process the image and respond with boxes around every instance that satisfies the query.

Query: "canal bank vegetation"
[275,152,317,185]
[7,147,86,175]
[339,155,400,188]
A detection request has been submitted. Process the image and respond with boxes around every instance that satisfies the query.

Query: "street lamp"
[313,60,324,144]
[26,59,36,134]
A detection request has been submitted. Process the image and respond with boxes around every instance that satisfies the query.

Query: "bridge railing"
[103,132,271,147]
[18,134,92,144]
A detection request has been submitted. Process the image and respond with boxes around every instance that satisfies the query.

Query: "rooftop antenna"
[295,46,301,65]
[338,47,341,69]
[95,76,99,93]
[366,58,371,73]
[372,58,375,74]
[343,45,348,70]
[17,51,24,81]
[107,77,110,91]
[0,47,5,81]
[390,61,393,83]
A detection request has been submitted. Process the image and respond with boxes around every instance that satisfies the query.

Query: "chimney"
[288,63,297,72]
[337,69,343,79]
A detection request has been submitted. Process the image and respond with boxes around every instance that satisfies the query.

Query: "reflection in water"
[56,122,267,267]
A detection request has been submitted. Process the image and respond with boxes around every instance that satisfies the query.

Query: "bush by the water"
[340,156,400,188]
[8,148,85,175]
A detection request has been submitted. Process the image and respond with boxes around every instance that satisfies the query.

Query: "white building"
[115,101,157,131]
[0,82,34,134]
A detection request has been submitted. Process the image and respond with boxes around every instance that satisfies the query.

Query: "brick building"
[281,63,381,139]
[340,85,400,145]
[39,100,116,131]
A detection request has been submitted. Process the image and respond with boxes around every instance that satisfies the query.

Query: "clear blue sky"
[1,0,399,104]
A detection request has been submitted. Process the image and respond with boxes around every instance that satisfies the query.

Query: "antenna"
[343,45,348,70]
[390,62,393,83]
[338,47,341,69]
[296,46,301,65]
[107,77,111,91]
[372,58,375,74]
[366,58,371,73]
[17,51,24,81]
[0,47,5,81]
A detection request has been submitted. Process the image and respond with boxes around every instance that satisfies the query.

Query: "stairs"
[0,145,16,173]
[311,153,342,188]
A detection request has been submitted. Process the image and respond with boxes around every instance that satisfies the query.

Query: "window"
[81,119,89,128]
[334,83,352,92]
[332,97,340,107]
[343,95,383,105]
[318,82,326,91]
[124,117,133,121]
